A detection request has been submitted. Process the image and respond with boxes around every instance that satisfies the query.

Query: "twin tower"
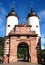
[6,7,40,36]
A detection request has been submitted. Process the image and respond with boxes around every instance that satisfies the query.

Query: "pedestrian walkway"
[0,61,41,65]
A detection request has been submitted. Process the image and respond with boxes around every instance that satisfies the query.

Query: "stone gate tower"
[3,5,41,64]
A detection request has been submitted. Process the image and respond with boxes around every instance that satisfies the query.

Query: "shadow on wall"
[36,37,42,64]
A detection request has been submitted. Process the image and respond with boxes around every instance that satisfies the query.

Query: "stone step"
[0,61,41,65]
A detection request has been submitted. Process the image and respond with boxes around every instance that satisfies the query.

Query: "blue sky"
[0,0,45,49]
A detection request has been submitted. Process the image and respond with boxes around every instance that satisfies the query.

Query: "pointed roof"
[6,5,19,19]
[26,8,39,19]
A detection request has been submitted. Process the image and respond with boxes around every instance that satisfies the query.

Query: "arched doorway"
[17,42,29,62]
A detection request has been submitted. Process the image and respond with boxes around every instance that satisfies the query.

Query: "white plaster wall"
[6,16,18,36]
[28,16,40,36]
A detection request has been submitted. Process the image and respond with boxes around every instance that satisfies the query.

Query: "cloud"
[41,38,45,49]
[38,10,45,22]
[38,10,45,33]
[0,5,7,37]
[0,27,6,36]
[38,10,45,49]
[38,10,45,32]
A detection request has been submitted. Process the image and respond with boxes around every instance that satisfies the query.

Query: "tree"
[0,37,4,56]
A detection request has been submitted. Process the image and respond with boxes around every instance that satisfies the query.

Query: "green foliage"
[0,37,4,45]
[17,47,28,58]
[0,45,4,56]
[41,49,45,59]
[0,37,4,56]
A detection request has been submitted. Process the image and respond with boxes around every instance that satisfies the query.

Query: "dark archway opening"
[17,42,29,62]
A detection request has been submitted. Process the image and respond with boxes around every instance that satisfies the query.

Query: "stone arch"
[17,42,29,62]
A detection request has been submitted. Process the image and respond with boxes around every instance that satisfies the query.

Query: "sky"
[0,0,45,49]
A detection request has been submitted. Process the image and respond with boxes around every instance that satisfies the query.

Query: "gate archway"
[17,42,29,62]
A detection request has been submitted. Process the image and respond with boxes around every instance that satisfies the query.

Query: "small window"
[25,27,30,32]
[8,25,10,27]
[16,27,20,31]
[30,25,32,27]
[36,26,38,28]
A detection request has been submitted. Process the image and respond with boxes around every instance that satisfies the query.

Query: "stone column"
[3,38,9,63]
[9,36,17,63]
[3,55,8,63]
[30,37,38,63]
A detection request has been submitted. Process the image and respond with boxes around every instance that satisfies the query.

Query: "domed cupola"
[6,5,19,36]
[6,7,19,19]
[26,8,40,36]
[27,8,39,19]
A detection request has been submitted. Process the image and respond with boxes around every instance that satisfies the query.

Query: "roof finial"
[12,2,15,11]
[30,2,34,10]
[30,2,35,12]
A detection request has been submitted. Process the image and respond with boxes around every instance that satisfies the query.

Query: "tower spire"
[30,2,35,13]
[30,2,33,9]
[12,2,15,11]
[26,3,40,36]
[26,2,39,20]
[6,2,19,36]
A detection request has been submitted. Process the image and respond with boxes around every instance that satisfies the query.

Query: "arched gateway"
[17,42,29,62]
[3,24,41,64]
